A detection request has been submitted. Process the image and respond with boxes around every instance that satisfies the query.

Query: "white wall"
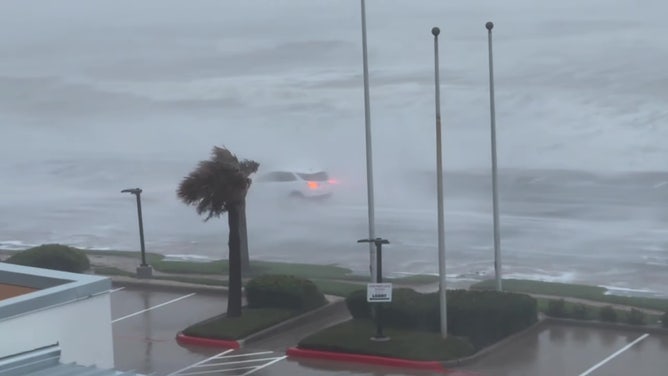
[0,293,114,369]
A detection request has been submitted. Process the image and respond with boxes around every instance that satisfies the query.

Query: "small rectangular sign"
[367,283,393,302]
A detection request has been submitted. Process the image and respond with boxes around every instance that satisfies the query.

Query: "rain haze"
[2,0,668,296]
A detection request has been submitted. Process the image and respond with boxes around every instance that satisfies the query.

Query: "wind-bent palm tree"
[177,146,259,317]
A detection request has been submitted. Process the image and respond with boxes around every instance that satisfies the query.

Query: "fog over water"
[2,0,668,296]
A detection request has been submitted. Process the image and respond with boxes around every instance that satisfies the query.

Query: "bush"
[546,299,568,318]
[4,244,90,273]
[344,288,538,349]
[446,289,538,348]
[599,306,617,322]
[662,312,668,328]
[345,288,437,331]
[571,303,589,320]
[245,274,326,311]
[625,308,646,325]
[345,289,371,319]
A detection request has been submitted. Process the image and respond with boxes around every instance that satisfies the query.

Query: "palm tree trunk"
[239,198,250,276]
[227,203,243,318]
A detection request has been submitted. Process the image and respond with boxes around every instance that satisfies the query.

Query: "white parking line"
[166,349,235,376]
[578,333,650,376]
[216,351,274,359]
[241,356,287,375]
[110,287,125,293]
[111,293,196,323]
[179,367,254,375]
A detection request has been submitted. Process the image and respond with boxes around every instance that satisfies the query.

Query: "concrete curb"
[109,276,228,295]
[173,297,345,350]
[543,316,668,334]
[442,317,549,367]
[242,297,345,346]
[286,347,447,373]
[176,333,240,349]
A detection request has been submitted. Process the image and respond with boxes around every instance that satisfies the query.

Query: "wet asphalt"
[111,287,668,376]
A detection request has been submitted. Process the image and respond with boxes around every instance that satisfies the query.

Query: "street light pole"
[486,21,502,291]
[122,188,152,278]
[431,26,447,338]
[358,237,390,341]
[360,0,377,283]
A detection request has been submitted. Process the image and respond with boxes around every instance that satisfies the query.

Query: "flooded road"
[110,287,668,376]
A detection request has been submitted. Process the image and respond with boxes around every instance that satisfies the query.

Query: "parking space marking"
[240,356,286,375]
[166,349,235,376]
[578,333,650,376]
[110,287,125,293]
[111,293,196,323]
[168,350,286,376]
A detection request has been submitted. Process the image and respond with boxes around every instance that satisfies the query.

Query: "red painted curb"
[176,333,240,349]
[286,347,447,372]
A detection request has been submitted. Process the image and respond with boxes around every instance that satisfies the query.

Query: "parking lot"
[110,286,668,376]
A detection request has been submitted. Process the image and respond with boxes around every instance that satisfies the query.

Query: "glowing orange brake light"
[307,181,319,189]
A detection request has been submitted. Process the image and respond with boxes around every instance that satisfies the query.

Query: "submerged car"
[253,168,337,199]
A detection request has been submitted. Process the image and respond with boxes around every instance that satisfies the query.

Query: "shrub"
[245,274,326,311]
[345,288,438,331]
[625,308,646,325]
[546,299,568,318]
[599,306,617,322]
[345,288,538,349]
[4,244,90,273]
[345,289,371,319]
[446,289,538,348]
[571,303,589,320]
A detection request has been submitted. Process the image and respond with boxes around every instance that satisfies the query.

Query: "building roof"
[0,263,110,322]
[0,344,143,376]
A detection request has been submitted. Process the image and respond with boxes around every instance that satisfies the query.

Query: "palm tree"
[177,146,259,317]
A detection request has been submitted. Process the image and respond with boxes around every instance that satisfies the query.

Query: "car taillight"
[328,179,339,184]
[307,181,319,189]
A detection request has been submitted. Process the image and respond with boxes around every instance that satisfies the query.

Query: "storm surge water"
[1,0,668,295]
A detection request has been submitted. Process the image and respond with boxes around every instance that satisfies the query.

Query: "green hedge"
[599,306,617,322]
[245,274,327,311]
[4,244,90,273]
[345,288,538,349]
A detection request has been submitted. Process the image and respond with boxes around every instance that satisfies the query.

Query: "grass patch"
[152,259,227,274]
[249,261,352,280]
[389,274,439,285]
[312,280,364,297]
[299,319,475,361]
[183,308,298,340]
[537,298,662,325]
[151,259,354,280]
[153,276,227,286]
[472,279,668,312]
[92,266,134,277]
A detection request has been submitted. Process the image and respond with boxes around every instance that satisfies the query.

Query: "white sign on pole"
[367,283,393,302]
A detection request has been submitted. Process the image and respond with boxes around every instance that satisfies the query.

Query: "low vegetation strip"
[298,319,475,361]
[472,279,668,312]
[183,308,298,340]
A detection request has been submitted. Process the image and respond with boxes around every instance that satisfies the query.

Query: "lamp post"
[121,188,152,279]
[432,26,448,339]
[358,237,390,341]
[360,0,377,283]
[486,21,502,291]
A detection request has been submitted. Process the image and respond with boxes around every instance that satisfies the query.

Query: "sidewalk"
[92,253,664,316]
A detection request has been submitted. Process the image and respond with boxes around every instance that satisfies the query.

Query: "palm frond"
[177,146,258,221]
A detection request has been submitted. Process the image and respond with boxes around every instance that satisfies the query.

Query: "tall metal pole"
[432,26,447,338]
[135,192,147,267]
[360,0,377,282]
[486,21,502,291]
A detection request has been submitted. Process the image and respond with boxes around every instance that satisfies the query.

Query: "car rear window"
[297,171,329,181]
